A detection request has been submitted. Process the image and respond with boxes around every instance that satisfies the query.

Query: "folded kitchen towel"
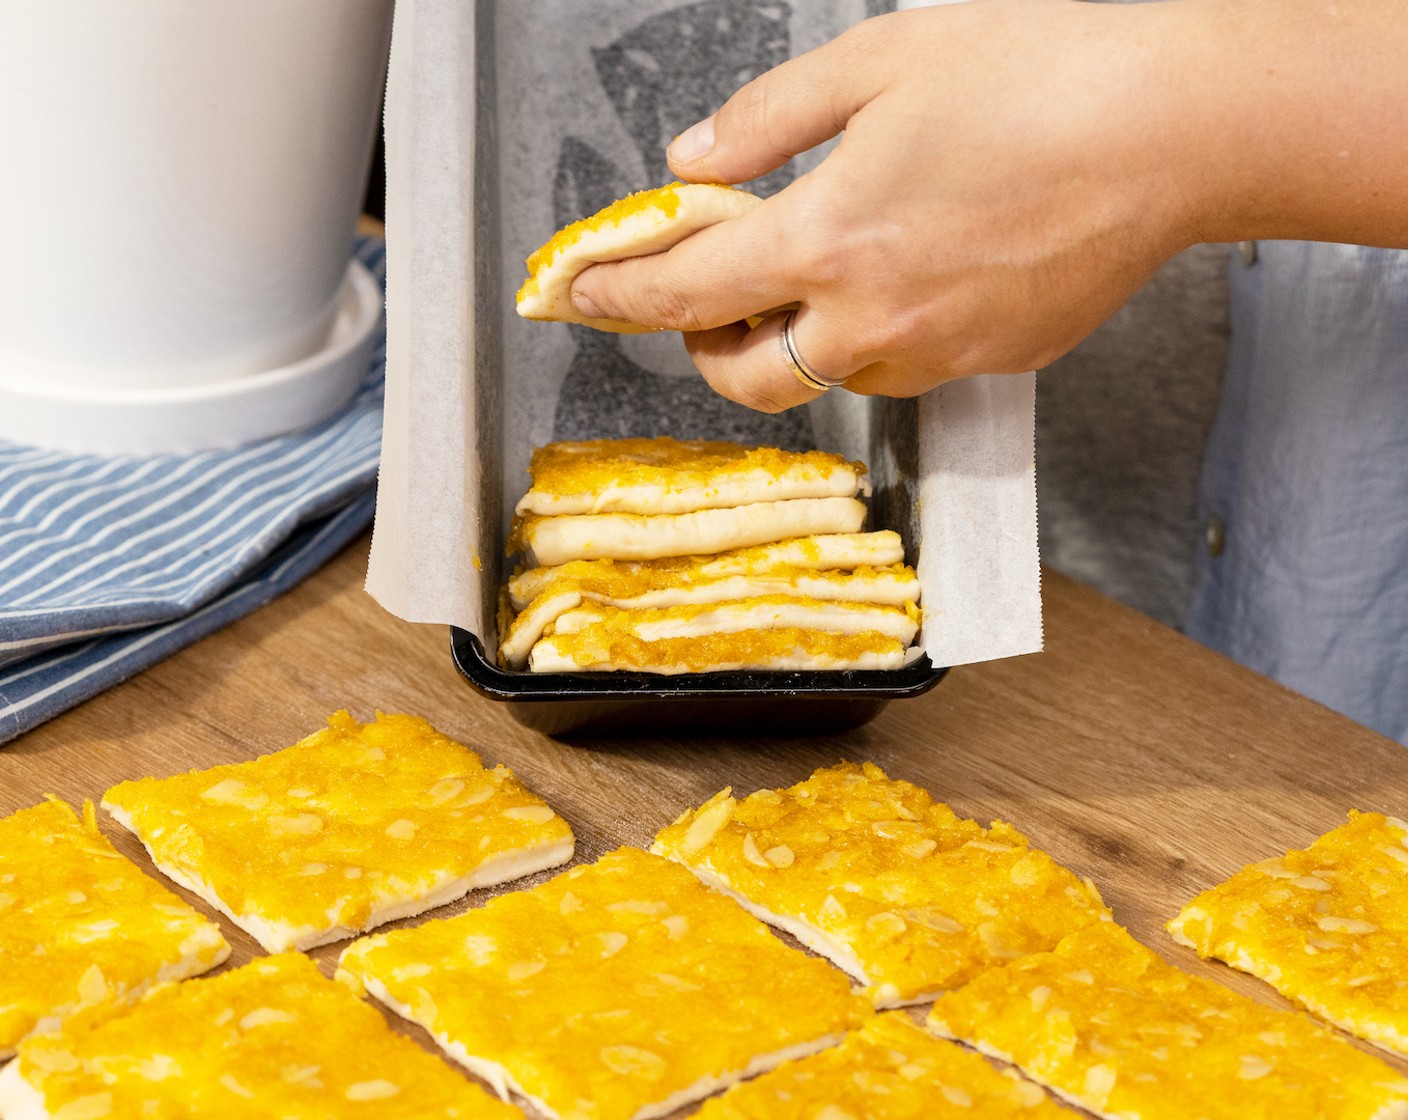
[0,238,386,745]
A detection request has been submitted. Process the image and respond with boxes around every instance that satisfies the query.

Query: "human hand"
[568,0,1203,412]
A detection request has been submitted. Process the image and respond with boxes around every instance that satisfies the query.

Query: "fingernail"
[668,116,715,164]
[571,287,603,319]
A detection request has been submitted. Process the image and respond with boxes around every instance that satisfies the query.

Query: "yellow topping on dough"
[534,626,906,674]
[12,953,518,1118]
[929,923,1408,1120]
[521,437,862,507]
[0,798,228,1057]
[511,559,915,613]
[553,596,918,642]
[102,711,573,951]
[1168,810,1408,1057]
[339,847,870,1120]
[519,185,686,299]
[652,762,1109,1005]
[512,529,906,608]
[695,1012,1072,1119]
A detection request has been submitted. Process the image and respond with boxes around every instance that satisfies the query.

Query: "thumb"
[667,22,885,184]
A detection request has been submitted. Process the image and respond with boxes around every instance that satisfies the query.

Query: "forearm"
[1158,0,1408,248]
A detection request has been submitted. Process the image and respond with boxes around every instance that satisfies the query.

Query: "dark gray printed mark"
[553,136,631,233]
[592,0,795,196]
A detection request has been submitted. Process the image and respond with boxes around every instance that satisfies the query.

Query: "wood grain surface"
[4,533,1406,1115]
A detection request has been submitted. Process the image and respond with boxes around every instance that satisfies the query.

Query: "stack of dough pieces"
[501,437,923,674]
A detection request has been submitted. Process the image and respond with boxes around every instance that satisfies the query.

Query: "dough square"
[694,1011,1075,1119]
[651,761,1109,1006]
[1168,810,1408,1058]
[928,922,1408,1120]
[0,798,228,1061]
[528,622,911,674]
[101,710,574,952]
[506,533,909,610]
[0,953,520,1119]
[337,846,871,1120]
[513,495,869,567]
[515,437,865,517]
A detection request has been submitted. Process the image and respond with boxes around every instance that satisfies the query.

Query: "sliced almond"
[427,778,466,805]
[680,794,736,854]
[599,1044,667,1080]
[1238,1055,1275,1080]
[503,805,556,825]
[764,844,795,868]
[240,1007,297,1030]
[52,1094,114,1120]
[345,1080,401,1100]
[741,831,770,868]
[1316,915,1378,935]
[507,960,546,982]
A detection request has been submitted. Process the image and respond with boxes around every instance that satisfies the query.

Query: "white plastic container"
[0,0,393,454]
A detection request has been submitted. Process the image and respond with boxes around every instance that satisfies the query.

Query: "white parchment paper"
[366,0,1042,669]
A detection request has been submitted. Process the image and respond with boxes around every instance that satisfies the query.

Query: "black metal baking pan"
[451,628,947,738]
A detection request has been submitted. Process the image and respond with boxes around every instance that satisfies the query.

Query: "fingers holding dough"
[516,183,763,333]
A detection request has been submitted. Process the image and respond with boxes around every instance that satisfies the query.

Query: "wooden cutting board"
[4,533,1405,1116]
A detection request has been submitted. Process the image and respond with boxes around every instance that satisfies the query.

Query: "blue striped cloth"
[0,238,386,745]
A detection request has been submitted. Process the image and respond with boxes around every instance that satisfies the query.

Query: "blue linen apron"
[1187,240,1408,744]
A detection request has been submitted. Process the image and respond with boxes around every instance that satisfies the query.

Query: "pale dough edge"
[522,497,868,567]
[0,1061,46,1120]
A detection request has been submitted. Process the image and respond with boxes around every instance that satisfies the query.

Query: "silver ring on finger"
[780,309,849,392]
